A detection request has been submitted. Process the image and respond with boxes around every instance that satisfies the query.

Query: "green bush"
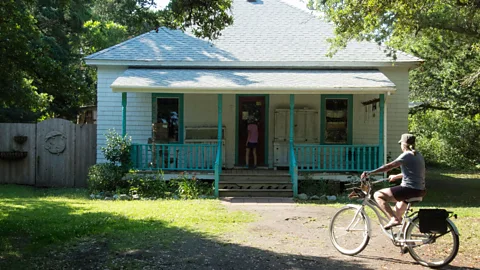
[88,164,214,199]
[299,179,345,196]
[87,163,126,193]
[170,173,213,199]
[409,111,480,169]
[101,129,132,173]
[126,172,171,198]
[121,172,213,199]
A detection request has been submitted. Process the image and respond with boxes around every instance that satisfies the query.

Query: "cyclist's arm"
[387,173,403,183]
[361,160,401,178]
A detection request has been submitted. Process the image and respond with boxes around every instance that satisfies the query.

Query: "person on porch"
[361,133,426,229]
[245,115,259,169]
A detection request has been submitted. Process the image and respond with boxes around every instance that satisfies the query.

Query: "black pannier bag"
[418,209,449,234]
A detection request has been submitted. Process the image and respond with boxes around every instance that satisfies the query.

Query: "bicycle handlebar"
[370,178,389,184]
[346,177,389,187]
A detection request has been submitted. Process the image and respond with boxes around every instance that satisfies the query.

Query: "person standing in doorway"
[245,115,258,168]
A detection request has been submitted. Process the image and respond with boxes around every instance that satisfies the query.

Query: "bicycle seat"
[405,197,423,203]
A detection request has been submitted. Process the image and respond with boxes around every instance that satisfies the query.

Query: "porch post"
[379,94,385,167]
[122,92,127,137]
[217,94,223,168]
[289,95,295,172]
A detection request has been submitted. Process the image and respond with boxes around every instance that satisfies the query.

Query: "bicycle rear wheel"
[405,217,459,268]
[329,205,370,255]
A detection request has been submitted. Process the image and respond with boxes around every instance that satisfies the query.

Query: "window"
[152,94,183,143]
[321,95,352,144]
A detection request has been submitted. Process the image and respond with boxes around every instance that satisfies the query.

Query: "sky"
[153,0,170,10]
[152,0,312,11]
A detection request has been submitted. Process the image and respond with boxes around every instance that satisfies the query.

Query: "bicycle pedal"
[400,246,408,254]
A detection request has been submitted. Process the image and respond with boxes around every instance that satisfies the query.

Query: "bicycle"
[329,177,460,268]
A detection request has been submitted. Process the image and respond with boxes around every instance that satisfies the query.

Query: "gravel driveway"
[206,201,477,270]
[24,200,478,270]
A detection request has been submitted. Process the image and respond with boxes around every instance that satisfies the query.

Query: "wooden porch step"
[220,179,291,184]
[220,183,292,189]
[220,174,291,182]
[219,189,293,198]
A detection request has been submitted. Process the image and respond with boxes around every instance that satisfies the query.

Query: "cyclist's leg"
[394,201,408,221]
[393,188,426,220]
[374,188,401,226]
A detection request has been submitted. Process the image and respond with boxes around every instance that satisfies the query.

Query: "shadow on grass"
[1,186,373,270]
[421,171,480,208]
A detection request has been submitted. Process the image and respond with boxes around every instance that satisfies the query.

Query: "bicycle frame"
[345,178,431,246]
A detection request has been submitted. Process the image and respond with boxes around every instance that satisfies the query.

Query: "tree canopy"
[0,0,233,122]
[314,0,480,168]
[315,0,480,118]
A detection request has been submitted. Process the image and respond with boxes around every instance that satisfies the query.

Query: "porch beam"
[379,94,384,167]
[122,92,127,137]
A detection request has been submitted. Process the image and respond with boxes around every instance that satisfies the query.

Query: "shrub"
[126,172,170,198]
[409,111,480,169]
[101,129,132,173]
[121,172,213,199]
[170,173,213,199]
[87,163,126,193]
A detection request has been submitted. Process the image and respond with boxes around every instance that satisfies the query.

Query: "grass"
[1,169,478,268]
[0,186,254,269]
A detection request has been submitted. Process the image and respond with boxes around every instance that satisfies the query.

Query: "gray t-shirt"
[394,151,426,190]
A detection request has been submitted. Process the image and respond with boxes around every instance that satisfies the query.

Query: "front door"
[237,96,266,166]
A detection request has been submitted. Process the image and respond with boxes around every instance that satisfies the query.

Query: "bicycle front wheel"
[329,205,370,255]
[405,216,459,268]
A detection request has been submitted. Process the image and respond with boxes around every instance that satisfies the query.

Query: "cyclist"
[361,133,426,229]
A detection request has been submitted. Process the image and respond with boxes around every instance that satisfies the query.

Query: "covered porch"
[113,69,395,197]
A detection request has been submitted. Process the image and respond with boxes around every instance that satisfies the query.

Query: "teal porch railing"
[294,144,380,172]
[214,145,222,197]
[131,143,218,171]
[289,143,299,197]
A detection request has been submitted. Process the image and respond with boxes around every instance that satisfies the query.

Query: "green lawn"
[0,186,254,269]
[1,169,478,268]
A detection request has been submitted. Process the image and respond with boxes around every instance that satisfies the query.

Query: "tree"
[314,0,480,168]
[315,0,480,117]
[1,0,233,122]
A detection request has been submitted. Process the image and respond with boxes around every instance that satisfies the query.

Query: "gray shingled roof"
[110,69,396,93]
[85,0,421,66]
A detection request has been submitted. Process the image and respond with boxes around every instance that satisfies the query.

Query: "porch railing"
[289,143,299,197]
[294,144,380,172]
[131,143,218,171]
[214,146,222,197]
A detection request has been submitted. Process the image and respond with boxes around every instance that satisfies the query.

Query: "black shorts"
[391,185,426,202]
[247,142,258,149]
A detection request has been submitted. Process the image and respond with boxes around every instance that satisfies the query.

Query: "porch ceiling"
[111,69,396,94]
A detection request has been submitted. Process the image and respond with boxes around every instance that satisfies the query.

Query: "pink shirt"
[248,124,258,143]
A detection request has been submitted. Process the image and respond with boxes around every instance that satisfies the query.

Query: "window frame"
[151,93,184,144]
[320,94,353,145]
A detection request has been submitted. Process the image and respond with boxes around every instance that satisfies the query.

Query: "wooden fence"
[0,118,96,187]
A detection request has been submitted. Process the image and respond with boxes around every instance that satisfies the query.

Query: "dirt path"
[216,202,478,270]
[21,201,478,270]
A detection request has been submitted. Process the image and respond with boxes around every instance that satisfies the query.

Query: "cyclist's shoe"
[384,219,402,230]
